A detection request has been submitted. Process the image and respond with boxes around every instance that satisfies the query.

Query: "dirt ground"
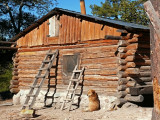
[0,99,152,120]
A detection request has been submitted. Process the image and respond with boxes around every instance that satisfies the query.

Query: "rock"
[13,94,20,105]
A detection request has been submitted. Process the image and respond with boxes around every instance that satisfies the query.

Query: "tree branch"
[18,0,24,32]
[3,3,18,34]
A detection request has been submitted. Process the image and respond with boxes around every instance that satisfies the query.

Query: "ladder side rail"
[22,49,58,109]
[29,51,58,108]
[68,81,80,110]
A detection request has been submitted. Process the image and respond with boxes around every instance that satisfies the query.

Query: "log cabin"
[9,7,151,107]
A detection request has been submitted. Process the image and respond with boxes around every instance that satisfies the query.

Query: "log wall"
[116,31,151,105]
[13,39,119,93]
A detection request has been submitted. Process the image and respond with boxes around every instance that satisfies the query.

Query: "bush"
[0,63,12,92]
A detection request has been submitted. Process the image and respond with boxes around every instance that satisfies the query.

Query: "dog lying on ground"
[83,89,100,112]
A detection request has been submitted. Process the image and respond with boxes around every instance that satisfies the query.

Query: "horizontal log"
[115,98,127,106]
[12,76,19,80]
[130,85,153,95]
[117,85,126,91]
[124,94,144,102]
[12,71,18,76]
[126,81,136,87]
[18,40,119,53]
[118,47,127,53]
[118,40,129,47]
[82,52,116,59]
[119,59,127,65]
[117,71,128,78]
[127,77,152,83]
[117,91,127,98]
[10,88,19,93]
[105,35,122,40]
[139,66,151,71]
[126,62,136,68]
[118,78,128,85]
[118,66,127,71]
[9,84,19,89]
[10,80,19,85]
[126,50,136,56]
[127,43,138,50]
[84,69,117,76]
[127,37,138,43]
[125,56,135,62]
[139,72,151,77]
[133,34,143,38]
[118,53,127,59]
[12,68,18,71]
[14,63,18,67]
[125,88,130,94]
[81,58,118,64]
[71,75,119,81]
[13,58,19,63]
[135,60,151,66]
[82,63,118,69]
[125,68,140,75]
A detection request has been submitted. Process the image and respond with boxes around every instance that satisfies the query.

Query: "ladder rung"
[73,70,82,73]
[64,98,72,101]
[47,52,54,55]
[30,85,40,88]
[45,96,53,98]
[27,94,36,97]
[69,79,79,82]
[43,60,51,63]
[39,68,48,71]
[35,75,45,78]
[48,85,56,88]
[67,89,75,91]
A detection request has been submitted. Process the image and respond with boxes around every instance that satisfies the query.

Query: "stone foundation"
[13,89,117,110]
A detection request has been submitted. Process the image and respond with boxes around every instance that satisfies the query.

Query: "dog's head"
[87,89,96,97]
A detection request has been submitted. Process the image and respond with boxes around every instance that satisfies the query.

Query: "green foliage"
[90,0,149,25]
[0,0,58,39]
[0,63,12,92]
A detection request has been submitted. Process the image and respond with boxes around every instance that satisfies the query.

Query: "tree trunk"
[144,0,160,119]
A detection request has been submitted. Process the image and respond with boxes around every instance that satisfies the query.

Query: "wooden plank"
[66,15,70,43]
[74,17,78,42]
[88,21,92,40]
[94,23,100,39]
[62,15,67,44]
[47,37,59,44]
[78,18,81,41]
[69,16,73,43]
[44,19,49,45]
[60,15,65,44]
[81,20,85,41]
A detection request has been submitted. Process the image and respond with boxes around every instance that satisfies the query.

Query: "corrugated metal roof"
[10,7,149,42]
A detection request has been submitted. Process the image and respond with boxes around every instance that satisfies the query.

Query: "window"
[49,16,59,37]
[62,53,80,84]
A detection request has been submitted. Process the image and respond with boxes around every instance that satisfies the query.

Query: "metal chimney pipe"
[80,0,86,15]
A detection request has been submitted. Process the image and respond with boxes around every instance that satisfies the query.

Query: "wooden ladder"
[61,65,85,111]
[22,49,59,110]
